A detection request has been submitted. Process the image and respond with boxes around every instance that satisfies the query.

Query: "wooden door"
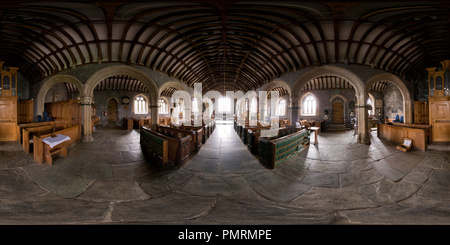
[108,99,118,123]
[332,102,344,124]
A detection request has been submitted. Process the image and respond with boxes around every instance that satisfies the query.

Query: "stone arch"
[292,65,369,144]
[264,80,292,102]
[85,65,159,106]
[329,94,348,103]
[159,80,190,96]
[366,73,413,124]
[36,75,84,118]
[81,65,160,141]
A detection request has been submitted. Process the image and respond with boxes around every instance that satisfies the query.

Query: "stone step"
[327,124,350,131]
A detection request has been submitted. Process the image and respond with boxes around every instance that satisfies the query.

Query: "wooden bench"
[133,117,151,129]
[258,129,310,169]
[16,121,67,144]
[159,117,171,126]
[157,125,202,153]
[378,123,430,151]
[241,125,271,144]
[247,126,292,155]
[178,125,206,145]
[22,122,68,152]
[140,126,190,170]
[33,125,81,165]
[122,117,133,130]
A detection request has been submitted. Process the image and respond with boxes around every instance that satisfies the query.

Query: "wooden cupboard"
[17,99,34,124]
[413,101,429,125]
[429,96,450,142]
[0,61,19,141]
[426,60,450,142]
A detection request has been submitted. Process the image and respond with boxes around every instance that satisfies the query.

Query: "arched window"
[367,94,375,116]
[159,98,167,114]
[134,95,148,114]
[277,99,286,116]
[366,97,374,116]
[301,94,317,116]
[192,97,199,113]
[218,96,231,113]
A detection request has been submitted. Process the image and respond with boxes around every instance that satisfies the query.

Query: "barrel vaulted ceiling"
[0,0,449,94]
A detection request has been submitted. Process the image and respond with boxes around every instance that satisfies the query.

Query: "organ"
[426,60,450,142]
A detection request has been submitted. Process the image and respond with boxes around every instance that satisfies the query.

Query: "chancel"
[0,0,450,225]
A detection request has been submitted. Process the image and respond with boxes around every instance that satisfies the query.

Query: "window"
[192,97,199,113]
[301,94,317,116]
[277,99,286,116]
[367,97,373,116]
[218,96,232,113]
[134,95,148,114]
[159,98,167,114]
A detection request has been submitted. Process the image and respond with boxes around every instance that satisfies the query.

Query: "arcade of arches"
[1,1,450,225]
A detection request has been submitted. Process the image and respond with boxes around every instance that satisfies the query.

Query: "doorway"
[332,101,344,124]
[108,99,118,123]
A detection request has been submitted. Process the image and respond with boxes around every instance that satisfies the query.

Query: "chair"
[37,115,42,122]
[43,111,48,122]
[400,116,404,123]
[393,114,400,122]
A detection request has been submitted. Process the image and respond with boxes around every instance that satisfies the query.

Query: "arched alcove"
[365,73,413,124]
[292,65,369,144]
[36,75,84,118]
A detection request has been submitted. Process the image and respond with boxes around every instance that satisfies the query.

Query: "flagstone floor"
[1,122,450,225]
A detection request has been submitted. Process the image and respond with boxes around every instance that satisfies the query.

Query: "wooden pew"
[378,123,430,151]
[33,125,81,165]
[157,125,202,153]
[159,117,171,126]
[241,125,271,144]
[123,117,133,130]
[247,126,292,155]
[16,121,66,144]
[22,122,68,152]
[258,129,310,169]
[140,126,190,170]
[178,125,205,145]
[133,117,143,129]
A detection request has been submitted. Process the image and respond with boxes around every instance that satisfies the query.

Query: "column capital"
[80,96,94,105]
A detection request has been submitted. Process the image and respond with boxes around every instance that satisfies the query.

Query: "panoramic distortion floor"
[1,122,450,225]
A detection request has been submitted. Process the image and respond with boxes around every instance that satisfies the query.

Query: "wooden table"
[310,126,320,145]
[42,134,71,166]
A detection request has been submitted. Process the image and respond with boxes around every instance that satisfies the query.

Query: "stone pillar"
[150,105,159,130]
[356,92,370,145]
[80,96,94,142]
[290,105,300,128]
[290,96,300,128]
[404,99,413,124]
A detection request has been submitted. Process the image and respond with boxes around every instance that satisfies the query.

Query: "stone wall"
[383,83,404,121]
